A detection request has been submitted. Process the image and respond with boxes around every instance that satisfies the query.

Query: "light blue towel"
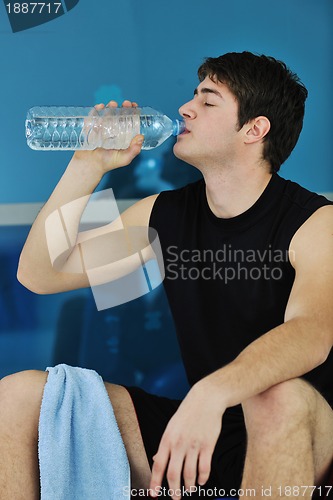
[38,364,130,500]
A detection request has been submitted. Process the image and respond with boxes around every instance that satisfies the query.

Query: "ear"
[244,116,271,144]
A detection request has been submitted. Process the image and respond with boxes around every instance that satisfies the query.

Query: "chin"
[173,142,191,162]
[173,144,203,172]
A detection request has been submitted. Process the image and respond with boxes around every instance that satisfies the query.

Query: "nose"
[179,99,197,120]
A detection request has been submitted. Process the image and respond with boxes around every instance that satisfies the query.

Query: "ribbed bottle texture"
[25,106,185,151]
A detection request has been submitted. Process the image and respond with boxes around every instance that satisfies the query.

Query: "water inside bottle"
[26,117,86,149]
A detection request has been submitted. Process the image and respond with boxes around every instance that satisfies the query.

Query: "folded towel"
[38,364,130,500]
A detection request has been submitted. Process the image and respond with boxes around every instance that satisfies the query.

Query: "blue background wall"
[0,0,332,386]
[0,0,332,202]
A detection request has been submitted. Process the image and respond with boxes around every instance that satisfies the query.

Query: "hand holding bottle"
[73,100,144,175]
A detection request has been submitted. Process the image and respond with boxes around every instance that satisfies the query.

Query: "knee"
[0,370,48,429]
[242,378,315,436]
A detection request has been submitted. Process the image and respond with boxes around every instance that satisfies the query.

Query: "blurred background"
[0,0,332,397]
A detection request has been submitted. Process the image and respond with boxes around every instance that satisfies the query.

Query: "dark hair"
[198,52,308,173]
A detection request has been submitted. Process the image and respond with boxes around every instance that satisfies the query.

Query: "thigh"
[0,369,48,435]
[243,377,333,487]
[310,384,333,486]
[104,383,152,490]
[292,378,333,486]
[0,370,49,498]
[1,371,152,491]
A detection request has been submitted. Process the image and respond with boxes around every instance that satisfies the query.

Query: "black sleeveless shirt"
[149,174,333,406]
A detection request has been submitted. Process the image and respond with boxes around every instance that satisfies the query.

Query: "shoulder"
[280,176,333,212]
[119,179,205,227]
[120,194,159,228]
[274,175,333,254]
[292,203,333,237]
[289,205,333,269]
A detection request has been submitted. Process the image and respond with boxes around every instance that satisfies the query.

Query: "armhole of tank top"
[148,190,179,227]
[148,192,162,230]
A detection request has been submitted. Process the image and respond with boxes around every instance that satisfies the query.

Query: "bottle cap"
[172,119,185,136]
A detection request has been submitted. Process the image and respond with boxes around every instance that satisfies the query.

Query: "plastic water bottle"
[25,106,185,151]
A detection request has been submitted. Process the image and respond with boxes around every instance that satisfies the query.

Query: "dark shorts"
[124,386,247,499]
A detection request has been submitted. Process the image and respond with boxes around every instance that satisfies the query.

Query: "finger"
[166,452,185,500]
[94,103,105,110]
[132,102,138,107]
[182,451,199,492]
[129,134,144,154]
[106,100,118,108]
[150,449,170,498]
[113,134,144,167]
[197,448,212,486]
[121,100,133,107]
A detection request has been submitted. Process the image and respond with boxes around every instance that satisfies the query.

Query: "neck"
[203,164,273,219]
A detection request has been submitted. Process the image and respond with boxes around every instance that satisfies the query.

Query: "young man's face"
[174,76,243,169]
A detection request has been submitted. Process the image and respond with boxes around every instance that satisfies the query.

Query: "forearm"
[200,317,329,411]
[17,153,104,292]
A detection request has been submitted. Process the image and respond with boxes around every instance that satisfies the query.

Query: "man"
[1,51,332,499]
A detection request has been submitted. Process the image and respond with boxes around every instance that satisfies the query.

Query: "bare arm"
[17,101,158,294]
[150,205,333,496]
